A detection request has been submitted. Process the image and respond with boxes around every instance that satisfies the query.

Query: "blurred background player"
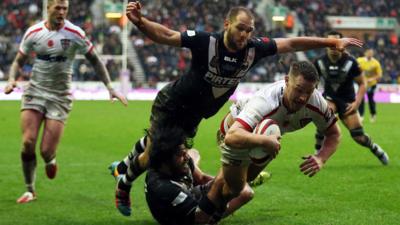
[357,49,383,123]
[3,0,127,204]
[314,31,388,166]
[208,61,340,213]
[145,125,254,225]
[111,1,363,216]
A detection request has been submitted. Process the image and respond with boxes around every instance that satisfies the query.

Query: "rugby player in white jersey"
[206,61,341,214]
[3,0,128,204]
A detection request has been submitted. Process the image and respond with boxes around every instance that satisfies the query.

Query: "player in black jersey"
[145,126,253,225]
[314,31,389,167]
[111,2,363,216]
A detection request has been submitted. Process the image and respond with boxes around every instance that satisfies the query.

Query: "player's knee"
[350,127,364,138]
[22,137,37,152]
[350,127,367,144]
[240,185,254,203]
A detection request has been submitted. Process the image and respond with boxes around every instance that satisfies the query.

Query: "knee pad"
[350,127,364,138]
[350,127,372,147]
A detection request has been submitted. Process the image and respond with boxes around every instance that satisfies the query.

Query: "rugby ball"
[249,119,281,166]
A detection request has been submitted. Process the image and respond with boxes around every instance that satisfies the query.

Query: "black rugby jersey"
[314,54,361,100]
[166,30,277,118]
[145,159,201,225]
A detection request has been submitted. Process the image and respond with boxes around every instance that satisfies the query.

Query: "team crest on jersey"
[60,39,71,50]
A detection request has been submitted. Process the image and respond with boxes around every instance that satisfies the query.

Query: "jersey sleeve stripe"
[260,119,278,134]
[64,27,84,39]
[263,107,279,119]
[326,117,338,130]
[236,118,252,132]
[87,45,94,53]
[24,28,43,40]
[306,104,325,117]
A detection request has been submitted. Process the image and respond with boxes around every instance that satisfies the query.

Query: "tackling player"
[314,31,388,165]
[111,1,362,216]
[3,0,127,204]
[206,61,341,213]
[145,125,254,225]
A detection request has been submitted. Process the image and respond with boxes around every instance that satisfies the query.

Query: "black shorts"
[150,84,203,138]
[323,93,355,119]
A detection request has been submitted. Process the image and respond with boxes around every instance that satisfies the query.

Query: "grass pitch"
[0,101,399,225]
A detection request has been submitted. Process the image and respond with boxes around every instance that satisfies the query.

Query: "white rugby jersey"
[222,80,337,135]
[19,20,93,95]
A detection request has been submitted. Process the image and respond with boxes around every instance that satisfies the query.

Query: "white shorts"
[21,94,72,123]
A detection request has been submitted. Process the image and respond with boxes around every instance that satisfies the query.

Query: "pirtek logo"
[204,72,241,87]
[224,56,237,63]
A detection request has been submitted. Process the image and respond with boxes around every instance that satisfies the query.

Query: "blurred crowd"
[0,0,399,85]
[0,0,123,82]
[284,0,400,83]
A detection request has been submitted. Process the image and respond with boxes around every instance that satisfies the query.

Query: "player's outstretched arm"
[126,1,181,47]
[275,37,363,54]
[300,123,341,177]
[85,50,128,106]
[4,52,28,94]
[225,122,281,159]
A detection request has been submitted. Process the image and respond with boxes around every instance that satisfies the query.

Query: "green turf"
[0,101,399,225]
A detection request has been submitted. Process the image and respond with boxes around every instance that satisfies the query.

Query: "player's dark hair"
[149,126,192,169]
[326,30,343,38]
[226,6,254,22]
[289,61,319,82]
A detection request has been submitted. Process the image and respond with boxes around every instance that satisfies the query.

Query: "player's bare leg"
[206,163,249,219]
[17,110,43,203]
[342,112,389,165]
[223,183,254,217]
[206,165,249,222]
[40,119,65,179]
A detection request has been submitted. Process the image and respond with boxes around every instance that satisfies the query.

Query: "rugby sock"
[125,154,146,183]
[21,152,37,193]
[315,132,324,152]
[359,134,374,149]
[117,176,132,192]
[45,158,56,165]
[117,136,147,174]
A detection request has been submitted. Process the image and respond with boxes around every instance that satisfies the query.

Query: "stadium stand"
[0,0,399,85]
